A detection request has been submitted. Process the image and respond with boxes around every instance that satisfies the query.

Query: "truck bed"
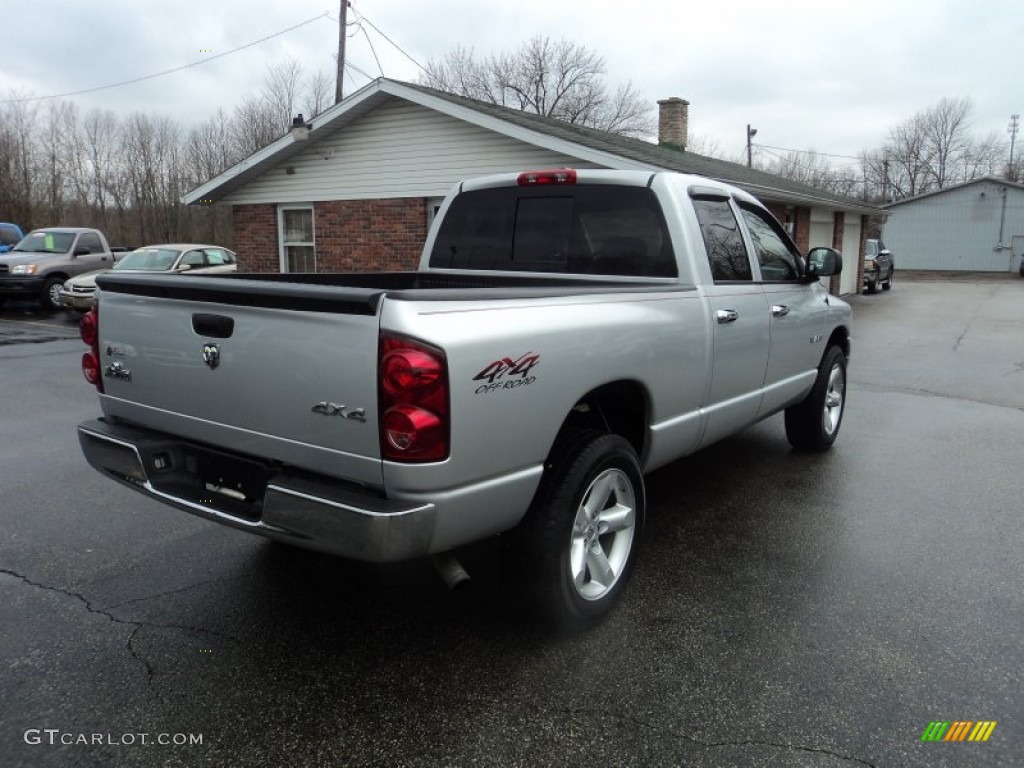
[96,270,685,313]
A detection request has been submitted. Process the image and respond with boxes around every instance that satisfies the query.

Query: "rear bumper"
[77,418,436,562]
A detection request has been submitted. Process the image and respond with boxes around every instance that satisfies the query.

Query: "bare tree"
[0,94,42,228]
[83,109,121,228]
[262,58,304,130]
[870,97,1003,200]
[684,133,724,159]
[422,36,654,137]
[757,148,861,198]
[229,96,281,158]
[302,69,333,119]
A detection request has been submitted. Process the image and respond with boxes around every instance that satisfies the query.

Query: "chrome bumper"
[78,418,436,562]
[59,291,94,310]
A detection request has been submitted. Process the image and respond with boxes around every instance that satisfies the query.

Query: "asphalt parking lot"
[1,275,1022,767]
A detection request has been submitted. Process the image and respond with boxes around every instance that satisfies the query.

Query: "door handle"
[772,304,790,317]
[192,313,235,338]
[716,309,739,324]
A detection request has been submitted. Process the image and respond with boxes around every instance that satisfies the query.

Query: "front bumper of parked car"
[0,275,46,296]
[58,286,96,310]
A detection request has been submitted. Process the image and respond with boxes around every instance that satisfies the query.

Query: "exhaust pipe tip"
[431,552,470,591]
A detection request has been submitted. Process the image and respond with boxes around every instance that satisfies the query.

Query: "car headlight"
[12,264,39,275]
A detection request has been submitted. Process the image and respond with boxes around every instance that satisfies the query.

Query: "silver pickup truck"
[77,169,851,628]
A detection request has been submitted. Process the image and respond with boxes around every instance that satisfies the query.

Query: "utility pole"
[746,124,757,168]
[882,158,890,202]
[1009,114,1020,182]
[334,0,349,104]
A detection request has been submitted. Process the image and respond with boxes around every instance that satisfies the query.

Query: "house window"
[426,197,445,231]
[278,205,315,273]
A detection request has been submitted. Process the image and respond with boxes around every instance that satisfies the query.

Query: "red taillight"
[382,349,442,395]
[80,309,97,346]
[517,168,577,186]
[379,334,448,462]
[82,351,101,384]
[384,405,443,452]
[81,307,104,392]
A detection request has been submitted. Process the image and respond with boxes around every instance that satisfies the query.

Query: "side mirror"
[176,263,192,271]
[879,249,891,257]
[74,247,91,256]
[806,247,842,279]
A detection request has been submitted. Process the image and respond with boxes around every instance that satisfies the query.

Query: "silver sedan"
[59,244,236,311]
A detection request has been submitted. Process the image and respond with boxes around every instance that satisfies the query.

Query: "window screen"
[692,198,751,281]
[429,185,677,277]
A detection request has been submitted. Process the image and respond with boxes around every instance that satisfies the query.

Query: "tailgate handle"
[192,313,235,338]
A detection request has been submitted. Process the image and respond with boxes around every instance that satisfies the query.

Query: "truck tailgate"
[94,275,384,486]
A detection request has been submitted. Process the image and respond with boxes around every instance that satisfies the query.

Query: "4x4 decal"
[473,353,540,394]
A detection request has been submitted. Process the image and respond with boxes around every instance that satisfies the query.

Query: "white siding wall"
[883,181,1024,271]
[222,98,601,205]
[840,213,861,295]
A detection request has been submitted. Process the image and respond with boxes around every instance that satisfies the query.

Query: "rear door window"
[77,232,103,253]
[692,198,752,282]
[429,185,677,277]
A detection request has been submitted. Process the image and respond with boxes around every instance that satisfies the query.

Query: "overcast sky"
[2,0,1021,171]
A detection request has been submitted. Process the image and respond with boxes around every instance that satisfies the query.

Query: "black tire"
[40,277,65,311]
[785,345,847,451]
[865,278,878,294]
[883,268,893,290]
[513,429,645,630]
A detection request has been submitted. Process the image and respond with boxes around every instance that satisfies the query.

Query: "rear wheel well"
[554,381,648,461]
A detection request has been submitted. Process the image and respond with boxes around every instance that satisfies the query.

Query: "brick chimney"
[658,97,689,150]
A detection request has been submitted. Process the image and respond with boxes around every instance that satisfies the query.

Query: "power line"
[344,61,376,82]
[1,12,329,104]
[757,147,862,175]
[351,8,428,74]
[359,23,385,77]
[753,143,863,162]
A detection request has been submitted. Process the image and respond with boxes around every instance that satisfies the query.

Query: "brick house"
[185,78,880,295]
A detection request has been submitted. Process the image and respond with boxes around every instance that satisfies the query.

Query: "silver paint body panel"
[87,171,851,559]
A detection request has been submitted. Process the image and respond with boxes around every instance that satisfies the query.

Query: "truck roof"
[458,168,759,206]
[28,227,104,234]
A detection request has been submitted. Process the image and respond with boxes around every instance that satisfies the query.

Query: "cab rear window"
[429,185,677,277]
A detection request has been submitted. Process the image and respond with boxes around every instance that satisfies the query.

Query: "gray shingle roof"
[395,79,880,213]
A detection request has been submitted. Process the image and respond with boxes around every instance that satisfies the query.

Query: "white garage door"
[840,214,861,296]
[809,208,834,249]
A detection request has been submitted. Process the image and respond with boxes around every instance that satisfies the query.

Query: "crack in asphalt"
[561,708,879,767]
[101,574,245,612]
[952,284,997,352]
[0,566,237,686]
